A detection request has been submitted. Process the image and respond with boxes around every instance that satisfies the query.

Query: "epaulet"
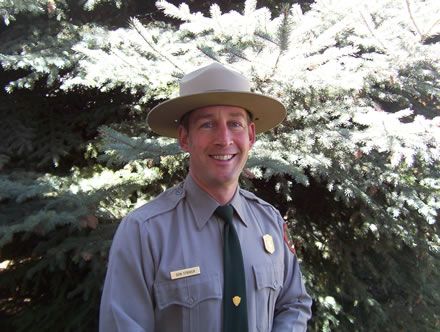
[239,188,285,230]
[127,182,186,223]
[239,188,275,210]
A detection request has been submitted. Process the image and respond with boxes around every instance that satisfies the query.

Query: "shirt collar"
[184,174,248,230]
[229,186,248,227]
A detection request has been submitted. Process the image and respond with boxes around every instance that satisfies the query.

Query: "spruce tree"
[1,0,439,331]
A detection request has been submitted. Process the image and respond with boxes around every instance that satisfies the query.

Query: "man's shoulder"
[126,182,185,223]
[239,188,284,230]
[239,187,277,212]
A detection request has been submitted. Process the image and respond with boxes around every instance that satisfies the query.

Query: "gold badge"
[263,234,275,254]
[232,296,241,307]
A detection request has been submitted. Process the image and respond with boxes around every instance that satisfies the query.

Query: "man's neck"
[189,172,237,206]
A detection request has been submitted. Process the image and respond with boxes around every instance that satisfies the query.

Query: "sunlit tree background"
[1,0,439,331]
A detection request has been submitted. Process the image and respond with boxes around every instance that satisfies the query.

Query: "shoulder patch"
[283,224,296,255]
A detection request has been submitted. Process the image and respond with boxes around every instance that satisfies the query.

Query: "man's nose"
[214,123,233,146]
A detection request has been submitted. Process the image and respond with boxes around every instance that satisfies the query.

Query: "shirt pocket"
[253,264,283,332]
[154,273,222,332]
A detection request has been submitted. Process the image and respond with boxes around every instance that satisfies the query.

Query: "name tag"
[170,266,201,280]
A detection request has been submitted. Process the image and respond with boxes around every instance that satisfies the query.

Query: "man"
[99,62,312,331]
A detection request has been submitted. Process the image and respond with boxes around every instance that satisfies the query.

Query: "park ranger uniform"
[99,174,312,332]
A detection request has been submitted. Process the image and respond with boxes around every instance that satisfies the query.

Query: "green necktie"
[215,205,249,332]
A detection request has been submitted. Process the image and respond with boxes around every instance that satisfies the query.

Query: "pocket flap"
[253,264,283,291]
[154,273,222,310]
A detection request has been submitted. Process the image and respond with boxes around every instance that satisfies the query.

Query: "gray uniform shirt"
[99,174,312,332]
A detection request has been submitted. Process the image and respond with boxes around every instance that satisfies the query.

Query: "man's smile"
[211,154,236,161]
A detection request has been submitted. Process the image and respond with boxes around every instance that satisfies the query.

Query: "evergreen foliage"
[1,0,439,331]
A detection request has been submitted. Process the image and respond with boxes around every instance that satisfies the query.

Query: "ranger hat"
[147,62,286,138]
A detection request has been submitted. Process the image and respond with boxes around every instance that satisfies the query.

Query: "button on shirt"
[99,174,312,332]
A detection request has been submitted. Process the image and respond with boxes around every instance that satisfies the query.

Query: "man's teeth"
[212,155,233,160]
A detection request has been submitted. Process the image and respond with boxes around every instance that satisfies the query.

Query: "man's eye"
[231,121,243,127]
[201,122,213,128]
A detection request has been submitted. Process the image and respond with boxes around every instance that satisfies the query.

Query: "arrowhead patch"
[283,223,296,255]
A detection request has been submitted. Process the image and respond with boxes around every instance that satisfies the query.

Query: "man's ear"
[248,122,256,149]
[178,125,189,152]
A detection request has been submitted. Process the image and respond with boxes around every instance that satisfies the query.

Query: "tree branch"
[197,46,219,61]
[359,12,388,51]
[405,0,423,40]
[130,19,183,73]
[224,47,250,61]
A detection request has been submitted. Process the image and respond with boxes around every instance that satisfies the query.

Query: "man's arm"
[272,221,313,331]
[99,217,155,332]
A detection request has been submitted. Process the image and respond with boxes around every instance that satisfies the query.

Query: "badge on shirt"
[232,296,241,307]
[263,234,275,254]
[170,266,201,280]
[283,224,296,255]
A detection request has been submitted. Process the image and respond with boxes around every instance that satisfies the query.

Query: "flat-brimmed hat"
[147,62,286,138]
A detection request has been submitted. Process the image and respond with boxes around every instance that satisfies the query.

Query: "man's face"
[178,105,255,192]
